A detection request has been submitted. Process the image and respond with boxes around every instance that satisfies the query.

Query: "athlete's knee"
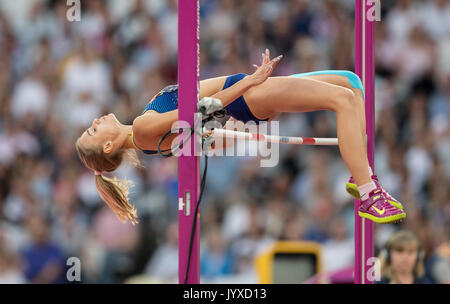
[334,88,358,112]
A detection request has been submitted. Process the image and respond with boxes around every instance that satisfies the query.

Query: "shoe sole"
[358,211,406,224]
[346,182,404,210]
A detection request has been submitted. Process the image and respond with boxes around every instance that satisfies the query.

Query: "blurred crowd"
[0,0,448,284]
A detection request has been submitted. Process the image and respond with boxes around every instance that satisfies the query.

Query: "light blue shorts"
[290,70,365,100]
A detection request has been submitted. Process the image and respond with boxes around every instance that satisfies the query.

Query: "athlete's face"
[79,113,122,152]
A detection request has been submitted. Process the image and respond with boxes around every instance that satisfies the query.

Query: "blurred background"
[0,0,448,284]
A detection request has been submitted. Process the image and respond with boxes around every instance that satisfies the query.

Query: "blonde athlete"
[76,49,405,225]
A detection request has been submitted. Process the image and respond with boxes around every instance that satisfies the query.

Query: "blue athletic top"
[143,84,179,114]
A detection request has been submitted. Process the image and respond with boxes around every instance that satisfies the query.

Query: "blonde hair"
[75,137,142,225]
[379,230,425,282]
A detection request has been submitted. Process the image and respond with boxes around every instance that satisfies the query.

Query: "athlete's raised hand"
[248,48,283,86]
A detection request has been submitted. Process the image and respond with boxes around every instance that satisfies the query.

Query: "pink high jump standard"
[354,0,375,285]
[178,0,200,284]
[177,0,375,284]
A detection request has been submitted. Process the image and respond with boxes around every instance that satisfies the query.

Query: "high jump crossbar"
[203,128,339,146]
[178,0,375,284]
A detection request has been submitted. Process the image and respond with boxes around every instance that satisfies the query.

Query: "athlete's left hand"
[249,49,283,86]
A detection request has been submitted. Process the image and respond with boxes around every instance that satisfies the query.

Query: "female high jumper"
[76,49,405,225]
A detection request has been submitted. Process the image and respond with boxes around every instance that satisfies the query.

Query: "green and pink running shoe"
[346,175,404,210]
[358,186,406,224]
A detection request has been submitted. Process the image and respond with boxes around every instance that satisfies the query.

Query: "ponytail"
[95,174,138,225]
[75,138,143,225]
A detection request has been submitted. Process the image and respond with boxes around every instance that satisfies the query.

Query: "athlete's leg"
[199,73,367,153]
[243,76,371,186]
[300,73,367,147]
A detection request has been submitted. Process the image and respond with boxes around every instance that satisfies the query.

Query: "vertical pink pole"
[178,0,200,284]
[354,0,375,284]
